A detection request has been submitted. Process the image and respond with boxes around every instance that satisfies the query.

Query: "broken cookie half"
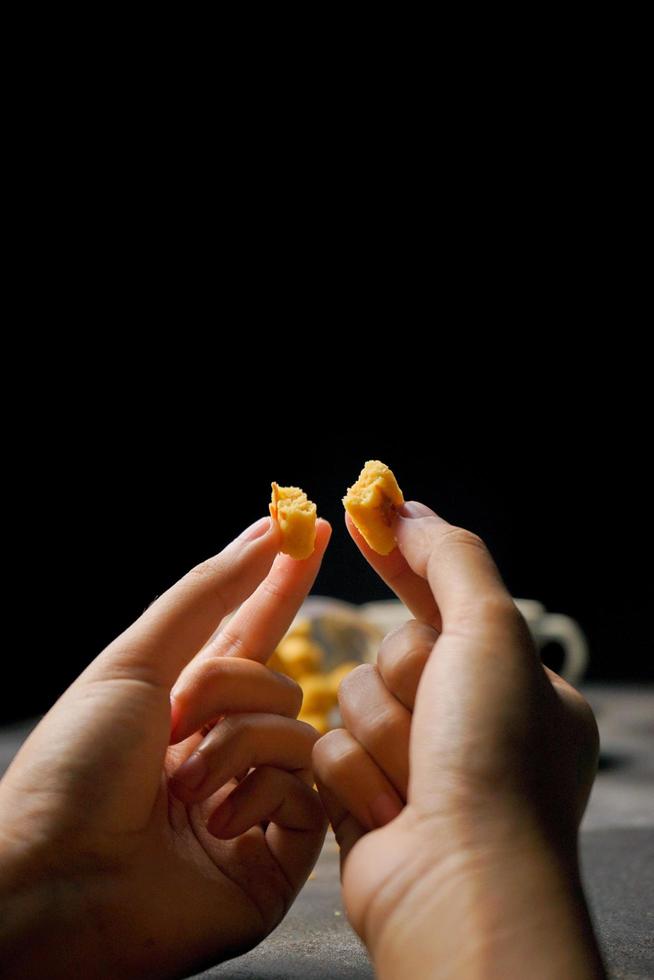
[270,483,317,560]
[343,460,404,555]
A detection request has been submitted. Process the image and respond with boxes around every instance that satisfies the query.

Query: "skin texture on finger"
[312,728,404,831]
[345,513,441,629]
[208,765,326,839]
[407,614,552,820]
[88,516,284,691]
[377,620,438,711]
[314,777,368,868]
[261,781,328,905]
[170,714,319,804]
[190,519,332,667]
[338,665,412,798]
[170,658,303,744]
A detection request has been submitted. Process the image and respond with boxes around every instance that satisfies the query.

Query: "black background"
[9,381,651,726]
[6,52,651,724]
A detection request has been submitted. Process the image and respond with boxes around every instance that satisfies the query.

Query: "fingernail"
[369,792,403,828]
[208,796,235,837]
[173,752,207,791]
[399,501,438,520]
[238,516,273,543]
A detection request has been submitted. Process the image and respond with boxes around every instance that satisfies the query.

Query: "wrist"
[364,809,605,980]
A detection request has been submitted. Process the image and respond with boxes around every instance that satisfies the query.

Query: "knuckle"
[215,714,243,743]
[476,593,524,628]
[405,619,439,643]
[312,729,357,774]
[365,703,405,748]
[260,576,286,601]
[378,620,417,655]
[379,622,408,647]
[191,657,229,684]
[378,620,436,681]
[184,558,228,613]
[217,627,255,660]
[376,643,403,692]
[277,674,303,714]
[380,658,406,700]
[187,562,210,581]
[441,525,487,552]
[345,690,406,754]
[187,553,225,582]
[438,525,487,551]
[184,657,237,694]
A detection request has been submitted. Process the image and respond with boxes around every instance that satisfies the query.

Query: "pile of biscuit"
[268,622,358,734]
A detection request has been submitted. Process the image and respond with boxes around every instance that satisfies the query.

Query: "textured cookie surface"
[269,483,317,559]
[343,460,404,555]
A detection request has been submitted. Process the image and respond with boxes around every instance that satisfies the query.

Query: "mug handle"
[537,614,589,686]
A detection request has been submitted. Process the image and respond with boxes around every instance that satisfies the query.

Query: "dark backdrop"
[9,403,651,726]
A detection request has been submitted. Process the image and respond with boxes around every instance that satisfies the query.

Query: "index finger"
[395,501,511,628]
[345,512,441,629]
[91,516,283,691]
[207,518,332,664]
[171,520,332,727]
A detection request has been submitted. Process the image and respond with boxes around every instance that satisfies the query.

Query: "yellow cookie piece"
[270,483,317,560]
[343,460,404,555]
[300,674,337,713]
[274,635,323,680]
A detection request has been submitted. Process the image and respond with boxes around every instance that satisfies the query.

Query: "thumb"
[395,502,508,629]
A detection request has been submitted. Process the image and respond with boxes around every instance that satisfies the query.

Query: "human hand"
[0,516,330,979]
[314,503,604,979]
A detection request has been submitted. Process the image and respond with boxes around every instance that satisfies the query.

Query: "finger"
[345,513,441,629]
[169,658,303,744]
[377,620,439,711]
[207,765,326,839]
[89,516,283,691]
[338,664,412,798]
[395,501,511,630]
[197,518,332,665]
[312,728,404,832]
[314,776,367,868]
[169,714,319,804]
[211,767,327,897]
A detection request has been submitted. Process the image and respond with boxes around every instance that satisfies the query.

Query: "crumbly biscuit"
[343,460,404,555]
[270,483,317,560]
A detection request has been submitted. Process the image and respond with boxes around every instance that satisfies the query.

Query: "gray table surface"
[1,684,652,979]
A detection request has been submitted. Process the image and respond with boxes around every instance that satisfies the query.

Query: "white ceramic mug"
[361,598,589,686]
[513,599,589,686]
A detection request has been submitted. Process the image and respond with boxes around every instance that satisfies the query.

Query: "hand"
[0,516,331,979]
[314,503,604,979]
